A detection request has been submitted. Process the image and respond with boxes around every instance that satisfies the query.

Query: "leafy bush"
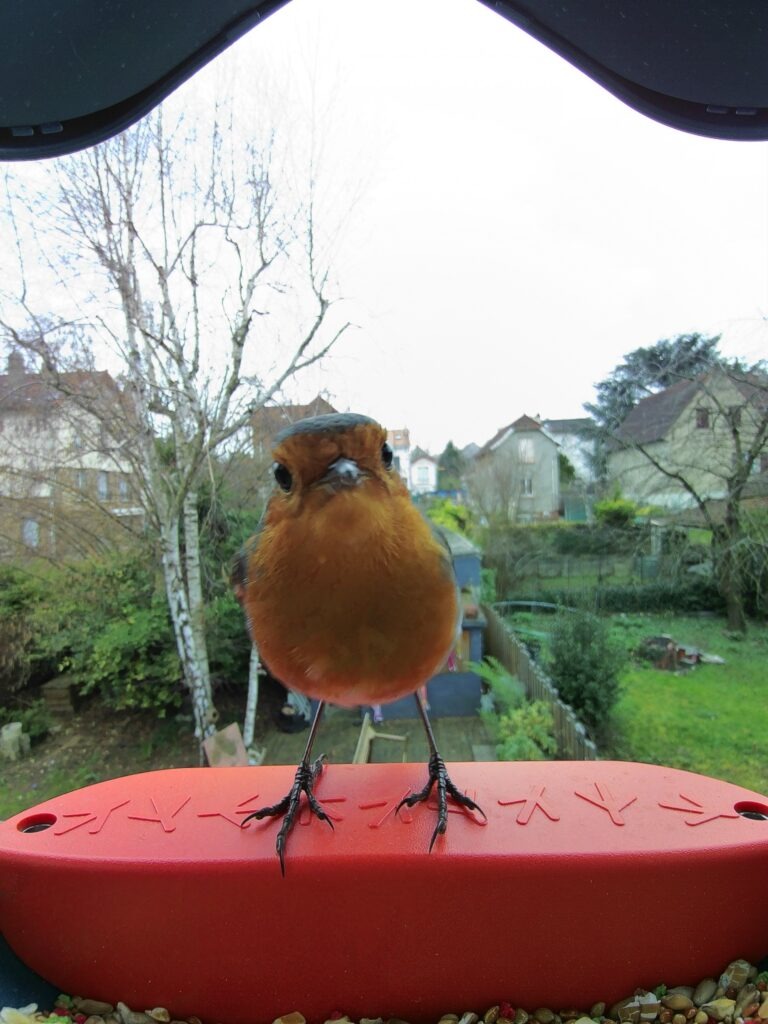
[425,496,474,537]
[593,496,641,529]
[495,701,557,761]
[18,550,182,714]
[547,609,626,731]
[469,656,525,712]
[470,656,556,760]
[0,566,47,700]
[480,567,497,603]
[0,698,52,743]
[510,579,723,614]
[206,590,253,684]
[81,601,181,713]
[550,523,645,556]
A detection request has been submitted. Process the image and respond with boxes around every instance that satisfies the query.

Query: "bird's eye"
[381,442,394,469]
[273,462,293,492]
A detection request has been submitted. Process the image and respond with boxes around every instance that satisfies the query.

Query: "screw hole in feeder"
[734,800,768,820]
[16,813,56,833]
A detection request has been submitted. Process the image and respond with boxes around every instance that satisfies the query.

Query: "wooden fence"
[481,603,598,761]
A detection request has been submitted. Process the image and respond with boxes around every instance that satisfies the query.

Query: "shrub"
[81,598,181,713]
[0,698,51,743]
[547,609,626,731]
[593,496,640,529]
[18,550,182,714]
[425,496,474,537]
[206,590,253,684]
[470,656,557,760]
[550,523,645,556]
[495,701,557,761]
[508,579,723,614]
[469,656,525,713]
[0,566,46,700]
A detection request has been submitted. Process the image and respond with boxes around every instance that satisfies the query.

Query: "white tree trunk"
[243,644,261,750]
[183,490,214,714]
[160,518,217,741]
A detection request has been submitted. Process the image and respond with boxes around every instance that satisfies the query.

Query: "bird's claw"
[241,754,333,875]
[396,752,486,852]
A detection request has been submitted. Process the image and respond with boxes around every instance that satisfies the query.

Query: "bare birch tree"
[465,447,524,526]
[0,102,353,741]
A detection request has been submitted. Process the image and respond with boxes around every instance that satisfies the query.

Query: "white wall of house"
[410,456,438,495]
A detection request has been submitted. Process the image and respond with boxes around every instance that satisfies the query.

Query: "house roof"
[476,414,544,457]
[511,414,542,432]
[615,378,701,445]
[615,370,768,446]
[543,417,594,435]
[251,395,338,446]
[0,355,121,412]
[410,446,437,464]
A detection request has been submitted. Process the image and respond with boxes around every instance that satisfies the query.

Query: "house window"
[521,477,533,496]
[77,470,87,494]
[695,408,709,429]
[518,438,535,464]
[118,476,130,500]
[97,471,109,500]
[416,465,430,486]
[72,430,85,450]
[22,518,40,548]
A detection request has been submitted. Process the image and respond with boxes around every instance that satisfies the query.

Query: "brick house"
[0,352,143,560]
[251,395,339,460]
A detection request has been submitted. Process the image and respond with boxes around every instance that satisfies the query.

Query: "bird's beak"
[317,456,363,490]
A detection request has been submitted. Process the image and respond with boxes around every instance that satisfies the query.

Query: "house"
[541,417,597,482]
[608,371,768,509]
[0,352,143,560]
[409,447,439,495]
[251,394,338,459]
[386,426,411,488]
[469,414,560,522]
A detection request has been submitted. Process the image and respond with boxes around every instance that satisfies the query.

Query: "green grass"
[605,615,768,793]
[0,753,102,819]
[505,610,768,794]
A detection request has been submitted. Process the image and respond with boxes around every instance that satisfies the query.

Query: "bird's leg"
[397,691,486,851]
[241,700,332,874]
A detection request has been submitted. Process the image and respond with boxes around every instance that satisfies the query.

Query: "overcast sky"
[216,0,768,455]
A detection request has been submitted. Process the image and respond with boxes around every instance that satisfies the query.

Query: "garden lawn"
[504,610,768,794]
[606,615,768,794]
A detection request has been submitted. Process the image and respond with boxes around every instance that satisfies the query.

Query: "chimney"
[7,351,25,381]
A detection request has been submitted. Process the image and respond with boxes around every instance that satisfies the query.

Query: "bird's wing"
[424,517,456,574]
[421,515,463,643]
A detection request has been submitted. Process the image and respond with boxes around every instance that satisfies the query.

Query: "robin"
[233,412,484,872]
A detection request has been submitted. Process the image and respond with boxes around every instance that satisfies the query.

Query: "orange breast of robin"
[242,478,459,707]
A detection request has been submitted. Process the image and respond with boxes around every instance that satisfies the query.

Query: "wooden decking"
[261,704,497,766]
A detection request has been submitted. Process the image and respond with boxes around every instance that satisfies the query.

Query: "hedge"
[506,579,724,614]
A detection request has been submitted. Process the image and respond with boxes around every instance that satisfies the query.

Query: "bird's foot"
[241,754,333,874]
[396,752,486,851]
